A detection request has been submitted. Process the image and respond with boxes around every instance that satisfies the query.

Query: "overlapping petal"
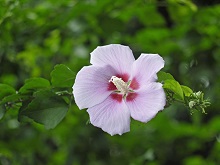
[90,44,135,75]
[73,44,167,135]
[73,65,117,109]
[87,95,130,136]
[126,83,166,123]
[130,54,164,89]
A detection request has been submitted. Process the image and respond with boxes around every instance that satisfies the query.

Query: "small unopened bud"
[189,101,196,109]
[195,91,202,97]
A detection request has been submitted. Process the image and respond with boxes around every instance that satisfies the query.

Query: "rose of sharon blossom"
[73,44,166,135]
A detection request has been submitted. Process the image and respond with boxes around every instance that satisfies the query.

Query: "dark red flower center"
[107,73,129,91]
[108,74,139,103]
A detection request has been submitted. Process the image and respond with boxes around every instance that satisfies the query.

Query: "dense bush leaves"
[19,78,50,94]
[0,84,16,100]
[51,64,75,88]
[19,90,68,129]
[0,65,74,126]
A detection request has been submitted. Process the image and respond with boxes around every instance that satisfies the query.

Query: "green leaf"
[157,71,175,82]
[18,100,33,123]
[19,90,68,129]
[176,0,197,12]
[181,85,193,97]
[19,78,50,94]
[0,84,16,100]
[0,94,21,105]
[0,93,22,120]
[0,105,6,120]
[163,79,184,100]
[51,64,75,88]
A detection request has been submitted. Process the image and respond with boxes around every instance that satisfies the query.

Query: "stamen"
[109,76,129,95]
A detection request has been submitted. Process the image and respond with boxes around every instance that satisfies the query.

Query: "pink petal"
[130,54,164,89]
[87,94,131,136]
[126,83,166,123]
[90,44,135,75]
[73,65,117,109]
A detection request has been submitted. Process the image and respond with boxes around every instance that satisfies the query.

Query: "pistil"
[109,76,130,95]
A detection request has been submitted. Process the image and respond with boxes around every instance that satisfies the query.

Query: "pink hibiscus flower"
[73,44,166,135]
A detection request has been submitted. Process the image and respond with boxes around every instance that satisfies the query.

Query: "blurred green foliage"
[0,0,219,164]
